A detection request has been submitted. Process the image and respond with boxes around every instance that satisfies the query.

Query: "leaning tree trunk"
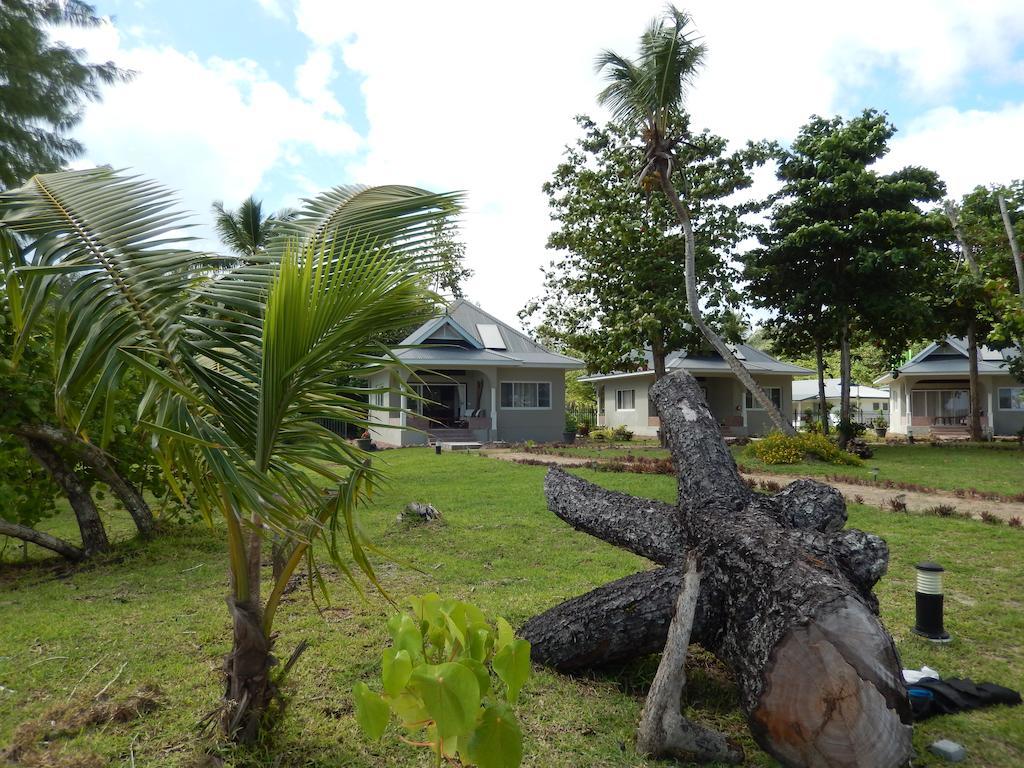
[0,518,85,561]
[967,318,983,440]
[21,437,110,556]
[838,317,852,447]
[998,194,1024,300]
[14,423,156,536]
[522,370,911,768]
[654,162,795,435]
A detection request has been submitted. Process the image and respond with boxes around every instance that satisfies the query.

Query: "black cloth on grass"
[908,677,1022,721]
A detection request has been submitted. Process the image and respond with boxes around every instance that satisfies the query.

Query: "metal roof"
[875,336,1020,384]
[580,343,812,383]
[394,299,583,369]
[792,378,889,401]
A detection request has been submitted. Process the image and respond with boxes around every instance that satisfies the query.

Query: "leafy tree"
[0,169,458,743]
[428,217,473,299]
[745,110,946,443]
[0,1,130,189]
[522,117,762,385]
[593,6,793,433]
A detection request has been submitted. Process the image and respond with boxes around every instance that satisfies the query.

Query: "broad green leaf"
[409,662,480,740]
[382,648,413,696]
[457,656,490,697]
[409,592,442,624]
[495,616,515,651]
[468,624,493,662]
[466,702,524,768]
[387,614,423,661]
[443,609,467,651]
[493,639,531,704]
[352,682,389,741]
[389,692,429,727]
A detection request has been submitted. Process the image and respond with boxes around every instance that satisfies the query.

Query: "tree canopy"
[521,116,765,379]
[0,1,130,189]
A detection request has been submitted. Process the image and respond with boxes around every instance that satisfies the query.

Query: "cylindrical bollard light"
[913,561,951,642]
[435,443,442,455]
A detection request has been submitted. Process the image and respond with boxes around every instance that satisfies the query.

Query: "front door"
[420,385,459,427]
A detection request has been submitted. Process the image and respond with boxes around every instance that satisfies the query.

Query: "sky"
[58,0,1024,329]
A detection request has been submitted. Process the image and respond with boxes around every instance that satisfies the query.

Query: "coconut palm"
[211,195,294,262]
[596,5,794,433]
[0,168,460,742]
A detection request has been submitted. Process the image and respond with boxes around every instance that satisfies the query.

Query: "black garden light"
[913,561,951,642]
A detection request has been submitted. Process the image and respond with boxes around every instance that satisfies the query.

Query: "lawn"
[1,449,1022,767]
[535,441,1024,498]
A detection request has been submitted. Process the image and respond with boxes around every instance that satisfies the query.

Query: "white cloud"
[286,0,1024,325]
[254,0,287,20]
[54,17,361,234]
[883,103,1024,197]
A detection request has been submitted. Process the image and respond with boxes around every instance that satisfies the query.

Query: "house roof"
[394,299,583,369]
[579,343,811,383]
[874,337,1020,384]
[792,378,889,402]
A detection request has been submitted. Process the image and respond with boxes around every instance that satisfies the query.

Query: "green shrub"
[612,425,633,441]
[589,428,614,441]
[747,431,863,467]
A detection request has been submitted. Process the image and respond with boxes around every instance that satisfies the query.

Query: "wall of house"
[792,397,889,427]
[597,373,793,437]
[367,371,407,446]
[496,367,567,443]
[993,374,1024,437]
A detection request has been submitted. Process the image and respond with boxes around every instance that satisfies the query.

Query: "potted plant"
[356,429,373,451]
[872,417,888,438]
[563,413,578,444]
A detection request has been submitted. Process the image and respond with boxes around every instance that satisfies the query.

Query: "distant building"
[791,378,890,427]
[875,337,1023,438]
[581,345,811,438]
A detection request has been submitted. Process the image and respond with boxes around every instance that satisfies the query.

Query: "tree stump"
[521,370,912,768]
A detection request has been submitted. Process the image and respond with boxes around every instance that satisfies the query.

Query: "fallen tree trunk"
[0,518,85,561]
[522,370,911,768]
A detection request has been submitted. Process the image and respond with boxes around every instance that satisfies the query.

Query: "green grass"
[1,449,1022,766]
[541,441,1024,498]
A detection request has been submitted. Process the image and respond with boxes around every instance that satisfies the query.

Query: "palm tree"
[596,5,794,434]
[211,195,293,261]
[0,168,460,742]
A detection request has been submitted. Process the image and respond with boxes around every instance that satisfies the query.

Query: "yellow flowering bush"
[747,431,862,467]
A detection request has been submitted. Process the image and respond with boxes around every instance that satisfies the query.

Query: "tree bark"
[21,437,109,556]
[838,317,852,447]
[523,370,911,768]
[636,554,742,763]
[967,318,983,440]
[0,518,85,561]
[222,596,274,744]
[654,164,795,435]
[998,194,1024,300]
[815,339,829,434]
[13,423,156,536]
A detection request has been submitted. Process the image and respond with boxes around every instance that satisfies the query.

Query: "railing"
[568,402,597,428]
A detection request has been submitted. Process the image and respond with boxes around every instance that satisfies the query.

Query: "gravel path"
[481,450,1024,523]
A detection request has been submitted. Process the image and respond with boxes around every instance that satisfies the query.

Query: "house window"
[912,390,969,421]
[998,387,1024,411]
[873,402,880,411]
[616,389,635,411]
[369,391,386,408]
[500,382,551,409]
[745,387,782,410]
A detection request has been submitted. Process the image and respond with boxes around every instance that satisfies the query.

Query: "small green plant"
[564,413,578,434]
[353,594,531,767]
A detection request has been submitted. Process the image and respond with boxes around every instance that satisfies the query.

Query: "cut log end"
[751,599,912,768]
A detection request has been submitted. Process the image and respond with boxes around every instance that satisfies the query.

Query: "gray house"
[875,337,1023,438]
[582,345,811,438]
[367,299,583,446]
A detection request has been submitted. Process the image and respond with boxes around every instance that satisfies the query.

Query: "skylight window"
[477,323,506,349]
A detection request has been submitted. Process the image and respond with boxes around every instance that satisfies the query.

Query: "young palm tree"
[0,168,460,742]
[596,5,794,434]
[211,195,294,262]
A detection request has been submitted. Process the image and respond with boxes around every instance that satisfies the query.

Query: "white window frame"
[616,388,636,411]
[369,391,386,408]
[745,387,782,411]
[500,381,551,410]
[998,387,1024,411]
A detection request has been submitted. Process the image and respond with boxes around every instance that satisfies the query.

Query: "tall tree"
[594,6,794,433]
[0,1,130,189]
[746,110,945,444]
[522,117,762,383]
[0,169,459,742]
